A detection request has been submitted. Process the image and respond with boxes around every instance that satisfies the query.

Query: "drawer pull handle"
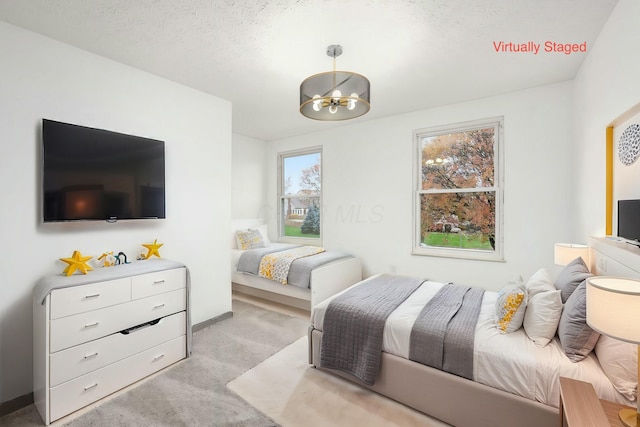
[153,280,165,285]
[84,352,99,359]
[84,382,98,391]
[84,293,100,299]
[153,354,165,362]
[153,303,165,309]
[84,322,99,328]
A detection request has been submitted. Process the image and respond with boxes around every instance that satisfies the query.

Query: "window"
[278,148,322,242]
[413,117,503,261]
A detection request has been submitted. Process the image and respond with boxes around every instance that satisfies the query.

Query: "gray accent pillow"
[554,257,592,303]
[557,281,600,362]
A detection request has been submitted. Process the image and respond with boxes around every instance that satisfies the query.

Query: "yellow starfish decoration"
[59,250,94,276]
[142,239,163,259]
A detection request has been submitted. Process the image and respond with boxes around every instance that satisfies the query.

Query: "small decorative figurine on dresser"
[141,239,163,259]
[114,251,131,265]
[97,251,116,267]
[58,250,93,276]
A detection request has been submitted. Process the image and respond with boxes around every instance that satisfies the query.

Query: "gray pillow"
[557,281,600,362]
[554,257,592,303]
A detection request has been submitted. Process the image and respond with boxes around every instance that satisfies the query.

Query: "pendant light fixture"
[300,45,370,121]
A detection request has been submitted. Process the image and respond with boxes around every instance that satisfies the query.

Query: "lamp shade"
[586,276,640,343]
[300,71,370,120]
[554,243,589,266]
[299,45,370,121]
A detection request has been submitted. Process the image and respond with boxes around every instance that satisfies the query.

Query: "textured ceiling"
[0,0,618,140]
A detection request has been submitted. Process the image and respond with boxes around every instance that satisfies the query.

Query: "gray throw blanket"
[409,283,485,380]
[237,244,352,289]
[320,274,425,385]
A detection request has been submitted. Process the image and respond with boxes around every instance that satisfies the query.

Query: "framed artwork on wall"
[605,102,640,235]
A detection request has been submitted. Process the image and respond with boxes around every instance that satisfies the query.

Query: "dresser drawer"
[50,311,186,387]
[50,288,187,353]
[50,278,131,320]
[132,268,186,300]
[49,335,186,423]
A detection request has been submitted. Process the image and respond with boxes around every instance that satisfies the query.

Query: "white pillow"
[525,268,555,298]
[249,224,271,245]
[595,335,637,401]
[523,289,562,347]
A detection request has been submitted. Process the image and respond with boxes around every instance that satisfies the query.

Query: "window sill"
[279,236,322,247]
[412,245,505,262]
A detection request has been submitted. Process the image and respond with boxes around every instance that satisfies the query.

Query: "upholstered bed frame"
[308,236,640,427]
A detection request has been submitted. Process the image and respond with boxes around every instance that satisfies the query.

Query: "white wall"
[266,82,574,290]
[232,133,268,226]
[573,0,640,239]
[0,22,232,404]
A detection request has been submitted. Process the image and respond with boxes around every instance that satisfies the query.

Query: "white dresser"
[33,261,189,425]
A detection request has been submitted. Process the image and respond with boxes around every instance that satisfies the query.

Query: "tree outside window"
[414,118,503,261]
[279,150,321,240]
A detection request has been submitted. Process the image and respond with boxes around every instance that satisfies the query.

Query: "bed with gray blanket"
[309,266,637,427]
[319,275,484,386]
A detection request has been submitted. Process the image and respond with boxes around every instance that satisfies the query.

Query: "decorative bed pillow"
[495,285,527,334]
[235,229,265,250]
[557,281,600,362]
[523,289,562,347]
[554,257,592,303]
[595,334,638,401]
[249,224,271,245]
[525,268,555,298]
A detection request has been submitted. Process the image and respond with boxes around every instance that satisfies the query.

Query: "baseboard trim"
[0,392,33,418]
[192,310,233,333]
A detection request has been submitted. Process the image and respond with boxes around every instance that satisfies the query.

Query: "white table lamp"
[586,276,640,427]
[554,243,589,266]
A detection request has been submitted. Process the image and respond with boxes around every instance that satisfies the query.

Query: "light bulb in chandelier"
[331,89,342,104]
[329,105,338,114]
[312,94,322,112]
[347,92,359,110]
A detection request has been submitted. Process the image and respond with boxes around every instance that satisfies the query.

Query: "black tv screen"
[618,199,640,243]
[42,119,165,222]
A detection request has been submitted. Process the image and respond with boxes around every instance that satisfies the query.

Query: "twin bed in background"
[309,237,640,427]
[230,219,362,311]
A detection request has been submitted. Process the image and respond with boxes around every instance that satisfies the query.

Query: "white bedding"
[311,276,632,408]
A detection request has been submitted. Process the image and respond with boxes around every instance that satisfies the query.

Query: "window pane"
[419,192,495,251]
[281,151,321,240]
[282,197,320,237]
[421,127,495,190]
[283,153,321,196]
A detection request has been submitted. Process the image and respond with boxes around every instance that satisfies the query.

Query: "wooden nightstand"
[559,376,634,427]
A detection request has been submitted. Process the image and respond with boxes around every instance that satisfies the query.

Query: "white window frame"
[278,147,323,245]
[412,117,504,261]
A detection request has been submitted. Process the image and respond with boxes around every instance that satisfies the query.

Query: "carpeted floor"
[0,299,308,426]
[228,337,451,427]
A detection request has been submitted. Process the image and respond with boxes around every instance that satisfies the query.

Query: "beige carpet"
[228,337,451,427]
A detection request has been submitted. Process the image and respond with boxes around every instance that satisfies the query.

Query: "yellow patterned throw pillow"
[235,229,265,250]
[495,285,527,334]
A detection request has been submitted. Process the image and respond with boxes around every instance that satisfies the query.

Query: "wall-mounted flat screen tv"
[618,199,640,244]
[42,119,165,222]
